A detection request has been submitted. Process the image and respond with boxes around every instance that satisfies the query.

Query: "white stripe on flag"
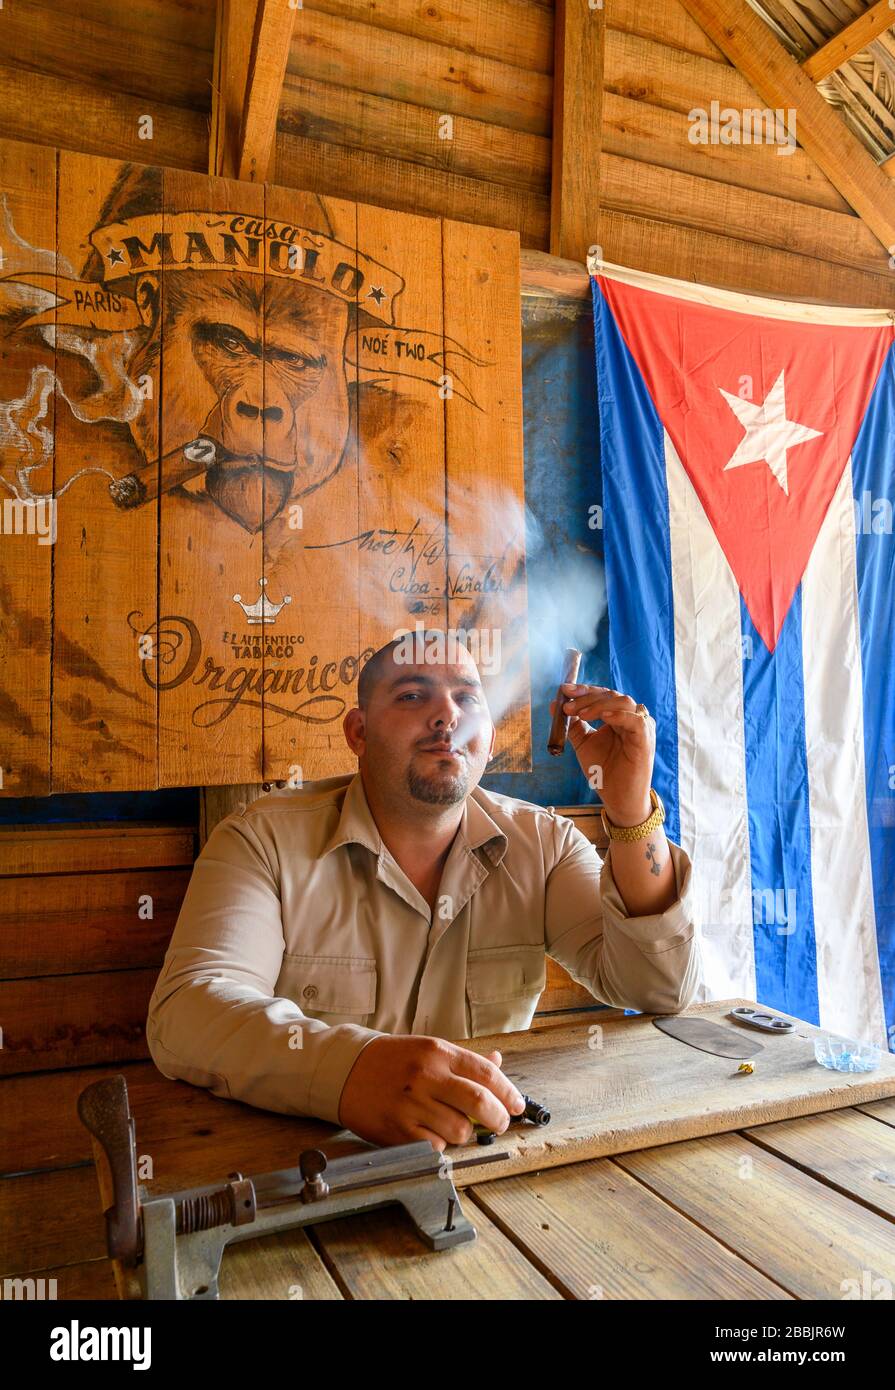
[665,433,756,1002]
[801,456,886,1047]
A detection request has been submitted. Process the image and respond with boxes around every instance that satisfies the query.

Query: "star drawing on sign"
[107,246,125,267]
[718,368,823,496]
[367,285,388,308]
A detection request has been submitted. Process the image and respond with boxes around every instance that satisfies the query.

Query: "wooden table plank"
[12,1228,347,1301]
[469,1157,792,1300]
[615,1131,895,1300]
[448,999,895,1185]
[1,1166,105,1277]
[11,1258,120,1300]
[2,1061,327,1176]
[308,1202,562,1300]
[855,1097,895,1130]
[218,1230,343,1300]
[741,1109,895,1222]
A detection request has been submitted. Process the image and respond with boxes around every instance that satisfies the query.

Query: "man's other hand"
[337,1035,526,1151]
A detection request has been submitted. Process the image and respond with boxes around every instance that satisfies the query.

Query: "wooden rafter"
[209,0,296,182]
[679,0,895,256]
[239,0,297,182]
[802,0,894,84]
[550,0,604,263]
[210,0,256,178]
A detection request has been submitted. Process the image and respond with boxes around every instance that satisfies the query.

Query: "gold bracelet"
[600,788,666,842]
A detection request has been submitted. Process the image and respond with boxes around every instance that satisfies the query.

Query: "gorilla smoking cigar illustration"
[1,165,487,534]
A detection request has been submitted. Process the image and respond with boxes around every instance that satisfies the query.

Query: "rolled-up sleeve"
[146,812,382,1124]
[544,815,703,1014]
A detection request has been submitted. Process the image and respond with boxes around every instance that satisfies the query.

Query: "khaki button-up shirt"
[147,773,702,1125]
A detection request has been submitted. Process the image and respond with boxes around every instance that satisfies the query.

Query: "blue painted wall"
[1,295,603,825]
[482,294,607,806]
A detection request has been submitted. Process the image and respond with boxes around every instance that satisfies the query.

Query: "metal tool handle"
[77,1074,141,1267]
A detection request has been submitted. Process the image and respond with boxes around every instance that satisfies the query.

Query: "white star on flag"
[718,368,823,495]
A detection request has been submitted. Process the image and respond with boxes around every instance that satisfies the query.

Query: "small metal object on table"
[728,1005,795,1033]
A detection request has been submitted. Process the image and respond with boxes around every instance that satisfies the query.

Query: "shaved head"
[356,636,407,709]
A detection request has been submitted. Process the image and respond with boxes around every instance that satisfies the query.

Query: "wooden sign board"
[0,138,530,793]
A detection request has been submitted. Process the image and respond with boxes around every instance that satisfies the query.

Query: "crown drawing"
[232,577,293,624]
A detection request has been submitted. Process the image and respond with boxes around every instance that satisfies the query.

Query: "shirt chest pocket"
[278,953,377,1026]
[465,943,546,1037]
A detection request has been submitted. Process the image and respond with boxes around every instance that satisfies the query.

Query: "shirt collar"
[462,787,509,866]
[320,772,508,866]
[320,772,382,857]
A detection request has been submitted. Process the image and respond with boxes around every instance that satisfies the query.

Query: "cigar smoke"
[346,493,606,739]
[486,502,607,731]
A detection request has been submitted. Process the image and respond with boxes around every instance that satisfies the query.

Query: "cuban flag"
[588,256,894,1052]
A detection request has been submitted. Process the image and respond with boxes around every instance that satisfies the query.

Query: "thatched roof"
[748,0,895,160]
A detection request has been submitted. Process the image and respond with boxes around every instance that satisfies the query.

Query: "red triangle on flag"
[598,276,892,652]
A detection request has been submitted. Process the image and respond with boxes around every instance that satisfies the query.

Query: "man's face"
[349,652,496,807]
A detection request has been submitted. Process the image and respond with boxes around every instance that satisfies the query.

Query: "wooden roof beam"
[802,1,895,84]
[210,0,296,182]
[679,0,895,255]
[550,0,604,263]
[210,0,256,179]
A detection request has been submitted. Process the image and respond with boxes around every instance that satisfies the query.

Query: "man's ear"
[487,720,497,761]
[343,706,366,758]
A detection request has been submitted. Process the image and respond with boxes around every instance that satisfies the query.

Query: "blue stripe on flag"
[741,591,819,1023]
[591,283,681,845]
[851,344,895,1054]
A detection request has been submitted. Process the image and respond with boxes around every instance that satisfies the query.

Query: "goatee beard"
[407,764,469,805]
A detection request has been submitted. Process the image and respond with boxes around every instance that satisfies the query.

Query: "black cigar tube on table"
[547,647,583,756]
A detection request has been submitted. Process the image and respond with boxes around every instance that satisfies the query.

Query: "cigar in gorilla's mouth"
[108,436,218,509]
[547,647,583,756]
[108,435,298,510]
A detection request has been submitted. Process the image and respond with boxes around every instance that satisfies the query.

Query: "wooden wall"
[0,136,528,794]
[0,0,892,306]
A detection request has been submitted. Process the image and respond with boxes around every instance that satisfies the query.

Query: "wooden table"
[5,1008,895,1300]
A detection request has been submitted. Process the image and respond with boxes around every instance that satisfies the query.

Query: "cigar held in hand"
[547,647,583,756]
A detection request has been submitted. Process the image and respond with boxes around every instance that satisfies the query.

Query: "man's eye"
[221,335,245,354]
[398,692,422,701]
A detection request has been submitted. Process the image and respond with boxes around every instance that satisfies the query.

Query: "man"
[147,633,702,1151]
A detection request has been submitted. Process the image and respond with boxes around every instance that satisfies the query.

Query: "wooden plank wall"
[0,823,195,1077]
[0,0,892,306]
[0,135,528,793]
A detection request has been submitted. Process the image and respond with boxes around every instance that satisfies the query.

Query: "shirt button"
[302,985,318,1001]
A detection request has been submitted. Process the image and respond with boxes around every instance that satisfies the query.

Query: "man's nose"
[429,697,462,730]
